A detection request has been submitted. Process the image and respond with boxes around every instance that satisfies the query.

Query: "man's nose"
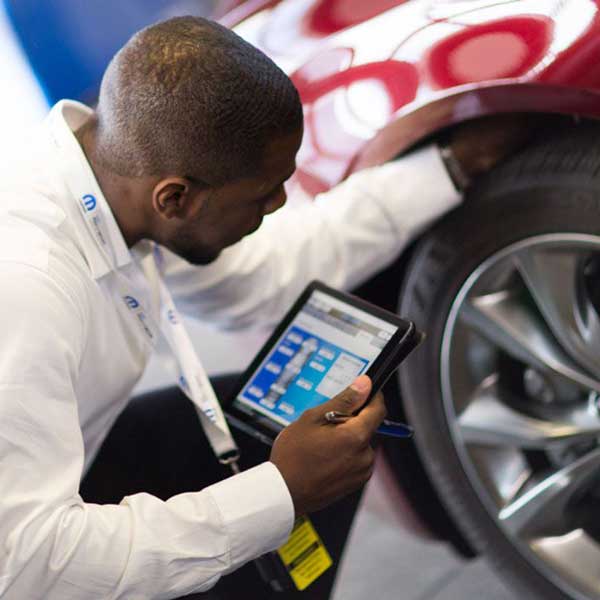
[262,187,287,215]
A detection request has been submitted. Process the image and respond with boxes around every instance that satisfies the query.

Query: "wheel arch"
[349,82,600,174]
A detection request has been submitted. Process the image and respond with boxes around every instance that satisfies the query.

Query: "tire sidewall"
[399,183,600,600]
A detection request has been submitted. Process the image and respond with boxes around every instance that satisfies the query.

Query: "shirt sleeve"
[0,262,294,600]
[164,144,461,329]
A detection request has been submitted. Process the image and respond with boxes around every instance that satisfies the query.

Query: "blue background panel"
[3,0,214,104]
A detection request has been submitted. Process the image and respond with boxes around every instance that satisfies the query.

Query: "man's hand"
[270,375,386,516]
[449,113,540,180]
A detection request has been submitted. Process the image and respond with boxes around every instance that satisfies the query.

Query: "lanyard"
[49,103,240,472]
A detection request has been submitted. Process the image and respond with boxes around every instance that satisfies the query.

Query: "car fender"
[230,0,600,197]
[349,81,600,172]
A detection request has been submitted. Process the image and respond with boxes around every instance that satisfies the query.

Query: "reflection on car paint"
[231,0,600,197]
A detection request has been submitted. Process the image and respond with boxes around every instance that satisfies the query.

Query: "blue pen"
[324,411,414,438]
[376,419,414,439]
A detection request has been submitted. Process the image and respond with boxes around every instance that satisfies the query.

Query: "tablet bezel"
[225,280,418,444]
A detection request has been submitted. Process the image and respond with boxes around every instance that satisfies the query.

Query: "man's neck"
[74,122,147,248]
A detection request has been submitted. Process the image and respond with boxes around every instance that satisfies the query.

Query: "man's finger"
[348,391,386,433]
[318,375,372,418]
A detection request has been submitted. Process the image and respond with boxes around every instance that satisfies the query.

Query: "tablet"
[225,281,423,444]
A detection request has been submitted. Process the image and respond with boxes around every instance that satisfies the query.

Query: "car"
[7,1,600,598]
[222,2,600,599]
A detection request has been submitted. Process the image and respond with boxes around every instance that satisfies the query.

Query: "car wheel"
[397,121,600,599]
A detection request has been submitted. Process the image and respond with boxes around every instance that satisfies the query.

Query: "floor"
[331,457,517,600]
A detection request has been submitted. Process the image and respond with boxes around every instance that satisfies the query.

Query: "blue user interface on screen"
[237,290,398,426]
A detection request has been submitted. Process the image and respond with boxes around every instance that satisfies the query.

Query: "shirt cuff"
[205,461,294,569]
[354,143,462,239]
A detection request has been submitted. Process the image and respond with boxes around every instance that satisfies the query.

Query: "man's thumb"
[325,375,372,415]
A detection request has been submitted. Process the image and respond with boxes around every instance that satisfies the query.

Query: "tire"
[397,121,600,600]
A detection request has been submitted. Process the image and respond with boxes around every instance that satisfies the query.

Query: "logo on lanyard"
[179,375,190,392]
[167,309,179,325]
[81,194,97,212]
[124,295,140,310]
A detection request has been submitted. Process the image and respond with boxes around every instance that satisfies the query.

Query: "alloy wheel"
[441,233,600,599]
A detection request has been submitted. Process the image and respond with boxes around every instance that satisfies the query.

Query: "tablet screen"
[235,289,399,426]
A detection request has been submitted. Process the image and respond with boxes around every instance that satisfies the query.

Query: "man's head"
[87,16,303,264]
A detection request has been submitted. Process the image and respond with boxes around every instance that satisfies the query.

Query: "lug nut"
[523,368,555,404]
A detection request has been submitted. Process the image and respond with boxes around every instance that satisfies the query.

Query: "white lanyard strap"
[50,106,239,467]
[84,203,239,465]
[153,246,239,465]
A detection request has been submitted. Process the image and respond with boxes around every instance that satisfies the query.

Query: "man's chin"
[168,243,223,266]
[184,249,222,266]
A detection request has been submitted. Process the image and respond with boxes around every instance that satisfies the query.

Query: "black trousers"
[80,376,362,600]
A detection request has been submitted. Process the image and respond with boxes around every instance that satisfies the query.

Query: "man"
[0,16,526,600]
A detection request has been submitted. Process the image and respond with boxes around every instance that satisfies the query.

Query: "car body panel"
[228,0,600,195]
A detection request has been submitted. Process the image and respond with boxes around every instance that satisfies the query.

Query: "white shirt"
[0,100,460,599]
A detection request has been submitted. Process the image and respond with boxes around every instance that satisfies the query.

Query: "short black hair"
[94,16,303,185]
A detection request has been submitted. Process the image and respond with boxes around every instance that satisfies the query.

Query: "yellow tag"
[277,516,333,591]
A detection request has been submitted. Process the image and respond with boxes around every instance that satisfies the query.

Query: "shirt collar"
[46,100,133,280]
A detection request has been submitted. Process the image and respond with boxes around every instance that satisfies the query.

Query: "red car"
[220,2,600,599]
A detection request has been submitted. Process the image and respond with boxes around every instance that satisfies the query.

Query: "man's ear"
[151,177,210,220]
